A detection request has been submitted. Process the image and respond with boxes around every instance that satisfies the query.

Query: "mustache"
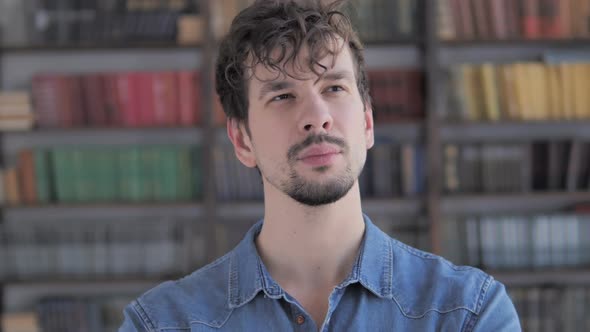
[287,134,348,162]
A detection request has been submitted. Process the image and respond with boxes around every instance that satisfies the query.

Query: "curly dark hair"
[215,0,370,124]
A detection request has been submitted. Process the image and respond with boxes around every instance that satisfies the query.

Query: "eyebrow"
[258,81,295,101]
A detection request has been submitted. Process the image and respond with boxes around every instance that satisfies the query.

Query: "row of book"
[0,218,198,280]
[346,0,421,43]
[213,141,427,202]
[368,70,424,122]
[31,70,220,129]
[0,91,34,131]
[443,213,590,270]
[0,0,199,47]
[214,144,263,202]
[438,0,590,41]
[2,146,202,206]
[509,286,590,332]
[362,142,426,197]
[206,0,421,43]
[445,61,590,122]
[444,141,590,194]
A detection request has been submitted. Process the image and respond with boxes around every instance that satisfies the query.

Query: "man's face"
[239,44,374,206]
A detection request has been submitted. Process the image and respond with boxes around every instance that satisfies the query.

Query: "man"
[120,0,521,331]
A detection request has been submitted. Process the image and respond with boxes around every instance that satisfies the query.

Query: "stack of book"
[445,61,590,122]
[0,92,34,131]
[0,218,198,280]
[443,141,590,194]
[347,0,422,42]
[443,213,590,270]
[31,70,222,128]
[438,0,590,41]
[368,69,424,122]
[1,145,202,206]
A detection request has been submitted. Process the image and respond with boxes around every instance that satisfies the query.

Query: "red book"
[115,73,132,127]
[57,75,74,128]
[504,0,521,38]
[178,70,201,126]
[456,0,475,39]
[375,71,391,121]
[31,74,62,128]
[138,72,156,127]
[386,70,408,122]
[540,0,564,38]
[367,71,384,121]
[103,73,122,126]
[489,0,509,39]
[472,0,491,39]
[117,72,142,127]
[559,0,572,38]
[17,150,37,205]
[449,0,464,40]
[68,75,85,127]
[153,71,179,126]
[522,0,541,39]
[81,74,108,127]
[406,71,424,119]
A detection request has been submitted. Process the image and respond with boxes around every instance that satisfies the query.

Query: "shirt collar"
[227,214,393,309]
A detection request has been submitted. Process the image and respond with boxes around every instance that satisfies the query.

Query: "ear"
[364,106,375,150]
[227,117,257,168]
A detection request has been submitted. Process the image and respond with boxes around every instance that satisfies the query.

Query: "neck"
[255,181,365,288]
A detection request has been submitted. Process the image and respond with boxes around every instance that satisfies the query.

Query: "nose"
[298,93,333,133]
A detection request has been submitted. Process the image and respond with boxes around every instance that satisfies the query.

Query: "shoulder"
[388,237,495,318]
[124,252,234,331]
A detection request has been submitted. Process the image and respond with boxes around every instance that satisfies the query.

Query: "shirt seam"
[391,239,472,271]
[132,299,157,332]
[462,275,494,332]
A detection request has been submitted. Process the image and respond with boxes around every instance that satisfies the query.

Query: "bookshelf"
[0,0,590,330]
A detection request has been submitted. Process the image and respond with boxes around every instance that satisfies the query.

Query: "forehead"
[247,43,356,88]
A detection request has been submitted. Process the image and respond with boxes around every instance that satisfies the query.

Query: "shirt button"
[296,315,305,325]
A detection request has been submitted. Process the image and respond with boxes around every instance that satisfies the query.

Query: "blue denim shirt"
[119,215,520,331]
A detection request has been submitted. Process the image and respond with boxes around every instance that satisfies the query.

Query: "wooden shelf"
[364,45,422,68]
[0,38,419,53]
[2,127,203,153]
[2,203,205,220]
[0,277,169,287]
[441,121,590,142]
[1,43,201,53]
[442,39,590,47]
[374,122,423,142]
[217,198,422,219]
[442,192,590,215]
[439,40,590,65]
[488,268,590,287]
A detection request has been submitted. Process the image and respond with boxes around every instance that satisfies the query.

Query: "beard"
[270,134,362,206]
[282,164,356,206]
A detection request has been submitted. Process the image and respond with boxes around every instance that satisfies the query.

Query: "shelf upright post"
[0,23,4,332]
[199,0,220,265]
[423,0,444,255]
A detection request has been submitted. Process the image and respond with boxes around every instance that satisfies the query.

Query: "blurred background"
[0,0,589,331]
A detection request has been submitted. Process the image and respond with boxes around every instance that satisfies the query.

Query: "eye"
[271,93,293,102]
[325,85,345,93]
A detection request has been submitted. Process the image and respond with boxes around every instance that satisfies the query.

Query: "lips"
[297,144,342,167]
